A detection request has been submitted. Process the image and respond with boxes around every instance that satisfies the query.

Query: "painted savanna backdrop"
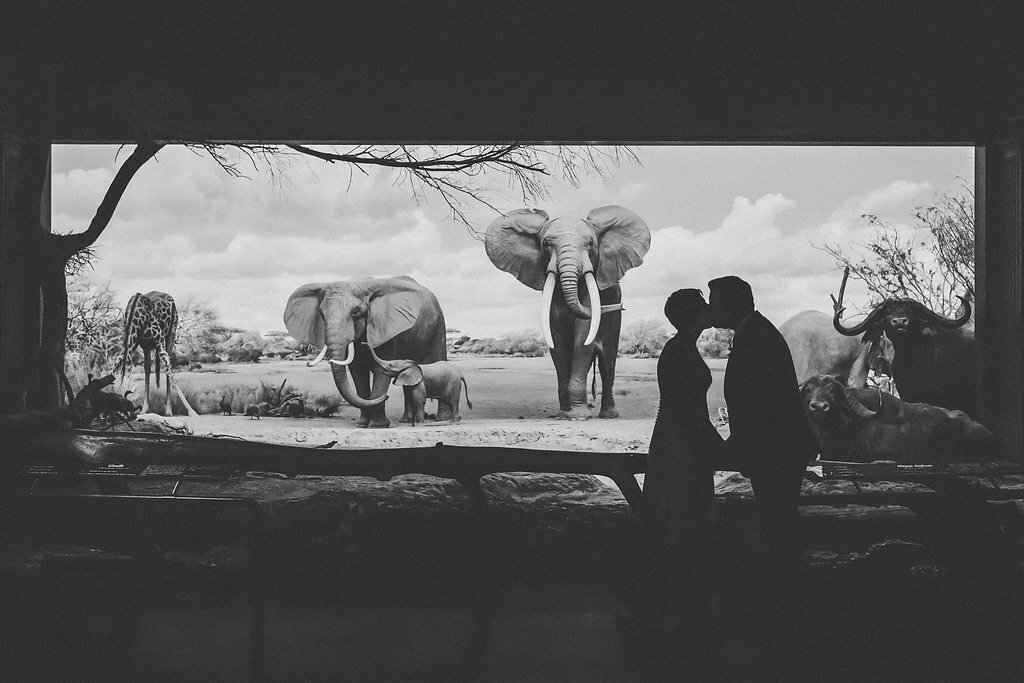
[55,144,976,450]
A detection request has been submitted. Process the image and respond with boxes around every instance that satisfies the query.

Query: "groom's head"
[708,276,754,330]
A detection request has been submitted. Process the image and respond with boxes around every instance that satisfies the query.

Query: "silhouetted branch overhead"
[54,141,165,260]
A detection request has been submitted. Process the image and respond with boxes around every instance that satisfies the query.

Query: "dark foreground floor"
[3,473,1024,681]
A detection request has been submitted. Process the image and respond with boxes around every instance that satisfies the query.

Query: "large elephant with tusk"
[484,206,651,419]
[283,276,448,428]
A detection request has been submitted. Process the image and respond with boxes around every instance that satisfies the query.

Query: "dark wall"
[2,1,1023,143]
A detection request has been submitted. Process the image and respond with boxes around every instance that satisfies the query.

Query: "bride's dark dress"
[637,332,722,622]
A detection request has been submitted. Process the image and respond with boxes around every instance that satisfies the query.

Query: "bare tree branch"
[816,183,975,317]
[188,143,637,237]
[53,140,165,260]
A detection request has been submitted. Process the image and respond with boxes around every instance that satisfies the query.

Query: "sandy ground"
[137,354,730,453]
[177,414,660,452]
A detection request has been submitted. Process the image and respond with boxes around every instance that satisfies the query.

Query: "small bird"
[244,404,261,420]
[219,396,232,415]
[317,404,339,418]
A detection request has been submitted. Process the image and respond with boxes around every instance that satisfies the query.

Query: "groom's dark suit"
[723,310,817,568]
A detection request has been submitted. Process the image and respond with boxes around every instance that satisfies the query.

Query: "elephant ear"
[395,364,424,387]
[587,205,652,289]
[484,208,549,291]
[283,283,326,346]
[365,288,423,347]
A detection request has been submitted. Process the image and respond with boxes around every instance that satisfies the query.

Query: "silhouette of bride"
[630,288,722,673]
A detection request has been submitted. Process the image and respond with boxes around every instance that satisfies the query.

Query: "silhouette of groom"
[707,275,816,571]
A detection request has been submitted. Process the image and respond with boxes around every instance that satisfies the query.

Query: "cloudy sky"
[52,144,974,338]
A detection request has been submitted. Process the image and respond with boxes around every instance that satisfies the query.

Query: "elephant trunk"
[550,247,603,347]
[363,342,410,377]
[331,362,387,408]
[557,248,592,319]
[327,342,387,408]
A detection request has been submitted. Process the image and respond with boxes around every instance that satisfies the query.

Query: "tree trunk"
[0,133,51,413]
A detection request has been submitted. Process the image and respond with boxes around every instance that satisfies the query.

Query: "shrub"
[143,376,322,415]
[453,330,547,356]
[64,276,123,376]
[226,346,262,363]
[618,318,668,357]
[698,328,733,359]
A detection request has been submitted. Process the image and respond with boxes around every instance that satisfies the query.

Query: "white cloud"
[855,179,931,215]
[54,146,973,338]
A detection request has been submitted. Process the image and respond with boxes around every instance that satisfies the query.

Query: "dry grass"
[127,367,339,415]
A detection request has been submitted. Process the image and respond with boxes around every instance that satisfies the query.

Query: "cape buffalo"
[799,374,997,464]
[831,267,977,416]
[781,309,893,386]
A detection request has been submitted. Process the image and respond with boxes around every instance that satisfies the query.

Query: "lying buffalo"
[799,374,998,465]
[831,267,977,416]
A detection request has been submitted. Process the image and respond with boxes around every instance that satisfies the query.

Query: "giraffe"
[116,291,196,416]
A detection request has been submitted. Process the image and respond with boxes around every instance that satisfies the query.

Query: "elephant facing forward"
[364,343,473,424]
[485,206,651,419]
[283,276,447,428]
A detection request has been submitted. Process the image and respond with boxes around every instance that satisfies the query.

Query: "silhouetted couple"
[631,276,816,679]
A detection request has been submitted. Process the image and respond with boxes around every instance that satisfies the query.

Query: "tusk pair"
[307,342,357,367]
[539,272,603,349]
[328,342,357,366]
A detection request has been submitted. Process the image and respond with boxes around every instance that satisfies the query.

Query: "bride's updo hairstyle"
[664,288,707,330]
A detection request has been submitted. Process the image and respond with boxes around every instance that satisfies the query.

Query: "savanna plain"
[142,355,730,454]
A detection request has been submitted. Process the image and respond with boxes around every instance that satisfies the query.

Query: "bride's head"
[664,288,709,335]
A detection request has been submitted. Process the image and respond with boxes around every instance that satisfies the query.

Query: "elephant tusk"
[306,345,329,367]
[584,272,602,346]
[541,272,556,348]
[328,342,357,366]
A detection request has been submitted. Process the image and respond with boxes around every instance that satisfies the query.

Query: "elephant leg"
[349,359,390,427]
[447,382,462,422]
[596,300,622,419]
[411,383,426,424]
[399,386,414,423]
[435,383,455,422]
[351,367,372,427]
[563,344,596,420]
[549,343,574,414]
[596,347,619,418]
[363,370,392,428]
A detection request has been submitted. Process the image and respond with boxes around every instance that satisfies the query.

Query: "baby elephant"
[364,344,472,424]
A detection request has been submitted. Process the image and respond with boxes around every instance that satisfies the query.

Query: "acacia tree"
[821,182,975,318]
[175,296,230,360]
[64,275,123,376]
[16,141,632,411]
